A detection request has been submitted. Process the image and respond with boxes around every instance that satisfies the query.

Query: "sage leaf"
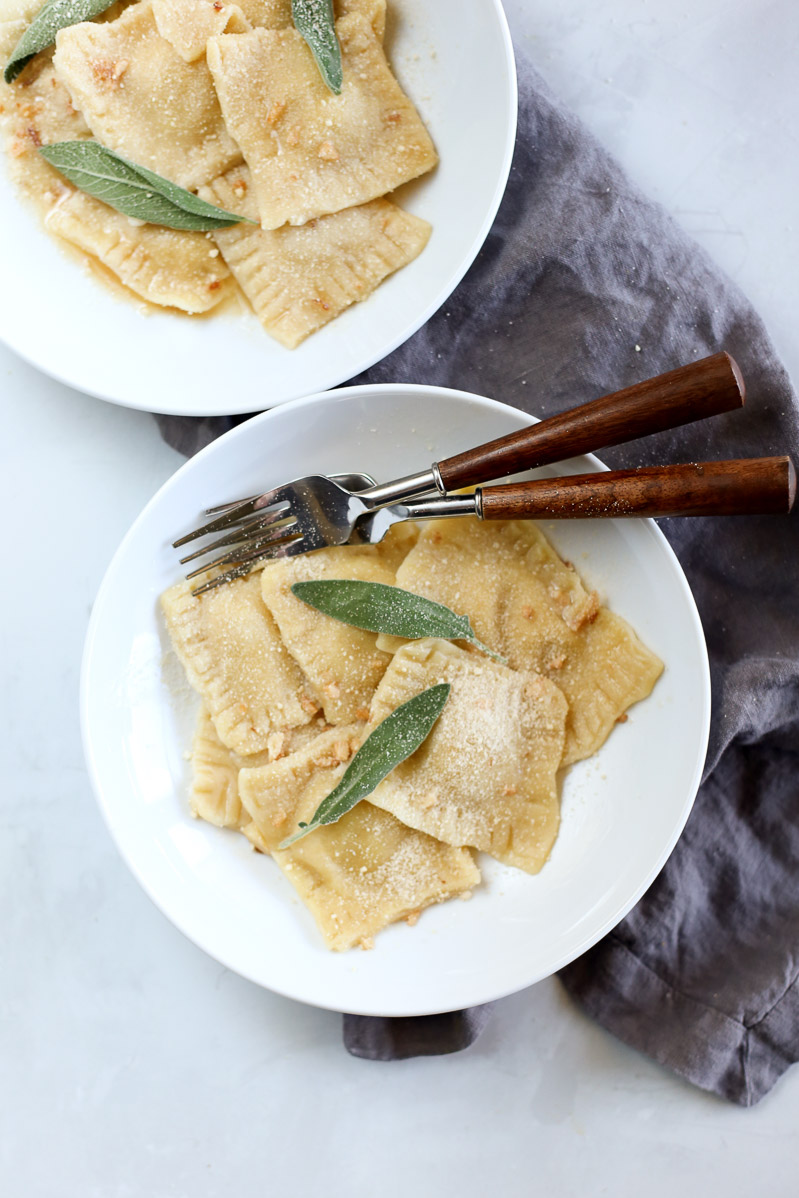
[292,0,342,94]
[4,0,116,85]
[290,579,507,663]
[37,142,256,231]
[279,683,450,848]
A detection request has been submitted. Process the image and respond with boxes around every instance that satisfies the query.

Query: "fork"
[184,458,795,589]
[174,352,745,592]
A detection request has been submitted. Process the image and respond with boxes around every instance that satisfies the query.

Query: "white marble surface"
[2,1,799,1194]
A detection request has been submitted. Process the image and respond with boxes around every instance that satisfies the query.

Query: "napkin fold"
[156,55,799,1107]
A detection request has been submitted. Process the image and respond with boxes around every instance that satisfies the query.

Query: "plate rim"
[80,382,711,1016]
[0,0,518,416]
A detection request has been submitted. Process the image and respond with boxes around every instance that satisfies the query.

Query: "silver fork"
[322,458,796,538]
[173,352,745,593]
[186,458,796,588]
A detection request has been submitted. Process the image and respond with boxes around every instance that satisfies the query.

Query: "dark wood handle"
[436,352,745,490]
[479,458,796,520]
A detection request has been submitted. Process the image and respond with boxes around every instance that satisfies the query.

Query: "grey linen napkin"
[156,56,799,1107]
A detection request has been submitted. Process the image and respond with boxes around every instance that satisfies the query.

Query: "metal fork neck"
[360,466,443,508]
[401,492,480,520]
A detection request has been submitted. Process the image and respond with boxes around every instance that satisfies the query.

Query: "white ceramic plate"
[0,1,516,415]
[81,385,710,1016]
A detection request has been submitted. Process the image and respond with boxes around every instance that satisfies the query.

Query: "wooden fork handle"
[436,352,745,490]
[479,457,796,520]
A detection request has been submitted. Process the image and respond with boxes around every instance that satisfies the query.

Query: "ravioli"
[367,639,568,873]
[238,726,480,949]
[190,702,252,828]
[160,573,319,755]
[378,520,664,765]
[152,0,250,64]
[2,0,432,341]
[0,53,91,204]
[0,1,49,24]
[189,702,327,828]
[53,1,242,189]
[239,0,386,39]
[158,511,664,946]
[201,166,431,347]
[240,818,271,853]
[45,188,233,311]
[206,13,437,228]
[259,525,418,723]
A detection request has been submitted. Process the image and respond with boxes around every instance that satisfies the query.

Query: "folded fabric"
[156,52,799,1107]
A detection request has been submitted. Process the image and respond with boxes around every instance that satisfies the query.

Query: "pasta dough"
[233,0,386,39]
[201,166,431,347]
[153,0,251,64]
[238,726,480,949]
[151,0,386,66]
[0,0,49,23]
[259,526,418,722]
[190,702,251,828]
[45,188,233,311]
[206,14,437,228]
[241,818,271,853]
[378,520,664,765]
[160,573,319,755]
[53,2,242,189]
[0,52,90,205]
[367,639,569,873]
[189,702,327,828]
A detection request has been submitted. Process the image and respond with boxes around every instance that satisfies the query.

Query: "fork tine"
[204,494,259,515]
[184,524,301,580]
[191,566,252,595]
[173,489,291,548]
[201,472,372,518]
[191,537,306,595]
[205,481,292,516]
[177,507,296,565]
[173,497,263,547]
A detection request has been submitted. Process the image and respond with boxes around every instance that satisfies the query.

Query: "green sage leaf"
[4,0,116,85]
[279,682,450,848]
[290,579,507,663]
[292,0,342,94]
[37,142,256,231]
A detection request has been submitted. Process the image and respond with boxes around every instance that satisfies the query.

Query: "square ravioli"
[238,726,480,949]
[201,167,431,347]
[259,525,418,723]
[366,639,568,874]
[53,1,242,189]
[378,520,664,765]
[189,702,327,828]
[45,189,233,312]
[161,573,320,756]
[206,13,437,229]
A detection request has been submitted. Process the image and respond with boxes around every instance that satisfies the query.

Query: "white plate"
[81,385,710,1016]
[0,1,516,415]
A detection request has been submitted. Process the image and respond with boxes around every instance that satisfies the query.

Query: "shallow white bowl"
[0,0,516,415]
[81,385,710,1016]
